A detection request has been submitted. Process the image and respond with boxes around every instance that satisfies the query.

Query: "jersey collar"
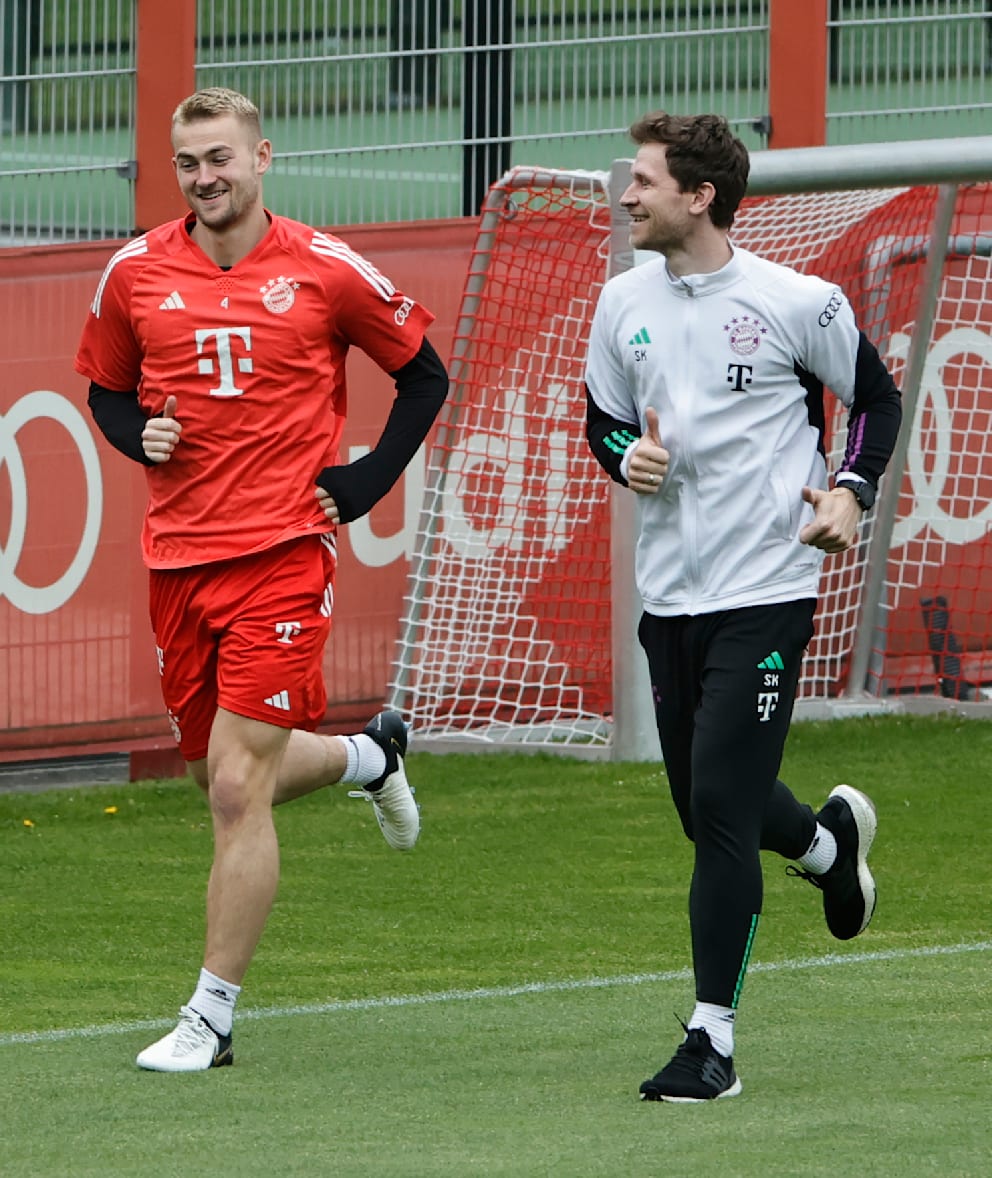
[664,246,742,298]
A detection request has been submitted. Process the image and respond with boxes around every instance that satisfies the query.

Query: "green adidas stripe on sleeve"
[603,429,639,456]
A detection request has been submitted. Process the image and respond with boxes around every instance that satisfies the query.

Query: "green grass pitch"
[1,713,990,1176]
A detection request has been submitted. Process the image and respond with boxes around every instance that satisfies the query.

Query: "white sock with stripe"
[189,968,240,1036]
[688,1002,736,1058]
[340,734,387,786]
[797,823,838,875]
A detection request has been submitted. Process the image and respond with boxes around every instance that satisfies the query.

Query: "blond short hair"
[172,87,262,140]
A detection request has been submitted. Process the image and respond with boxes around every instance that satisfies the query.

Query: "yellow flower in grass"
[104,806,118,815]
[22,819,34,828]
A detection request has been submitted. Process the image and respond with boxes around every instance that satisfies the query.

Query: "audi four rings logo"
[0,391,103,615]
[817,291,844,326]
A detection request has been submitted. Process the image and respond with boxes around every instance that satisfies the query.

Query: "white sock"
[189,968,241,1036]
[689,1002,736,1058]
[797,822,837,875]
[339,734,387,786]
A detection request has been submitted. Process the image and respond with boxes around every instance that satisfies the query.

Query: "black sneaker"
[350,711,419,850]
[639,1026,742,1102]
[790,784,877,940]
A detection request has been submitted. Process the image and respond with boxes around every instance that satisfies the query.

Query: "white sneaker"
[136,1005,233,1072]
[350,711,420,850]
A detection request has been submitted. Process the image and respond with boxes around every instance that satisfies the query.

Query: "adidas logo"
[628,326,651,346]
[757,651,785,671]
[264,689,291,710]
[605,428,639,456]
[700,1054,732,1086]
[159,290,186,310]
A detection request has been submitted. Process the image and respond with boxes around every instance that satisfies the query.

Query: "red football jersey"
[76,212,434,569]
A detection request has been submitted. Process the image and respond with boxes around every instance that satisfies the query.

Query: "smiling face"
[620,142,699,256]
[171,113,271,234]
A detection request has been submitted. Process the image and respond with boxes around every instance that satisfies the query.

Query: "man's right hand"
[142,395,182,464]
[627,406,669,494]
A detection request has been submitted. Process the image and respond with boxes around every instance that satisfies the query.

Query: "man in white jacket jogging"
[584,112,902,1102]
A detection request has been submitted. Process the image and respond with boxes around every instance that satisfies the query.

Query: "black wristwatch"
[835,474,876,512]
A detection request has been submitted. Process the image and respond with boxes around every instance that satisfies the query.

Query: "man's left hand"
[316,486,340,524]
[799,485,862,553]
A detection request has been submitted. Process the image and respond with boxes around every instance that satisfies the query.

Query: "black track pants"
[638,600,819,1008]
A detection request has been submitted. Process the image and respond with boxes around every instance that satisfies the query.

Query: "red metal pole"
[133,0,197,232]
[768,0,828,148]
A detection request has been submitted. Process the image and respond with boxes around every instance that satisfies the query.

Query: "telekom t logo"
[757,691,779,722]
[726,363,753,392]
[196,326,253,397]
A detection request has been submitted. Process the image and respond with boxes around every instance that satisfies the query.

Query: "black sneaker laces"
[785,864,826,890]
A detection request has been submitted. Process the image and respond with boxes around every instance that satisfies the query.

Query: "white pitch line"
[2,939,989,1048]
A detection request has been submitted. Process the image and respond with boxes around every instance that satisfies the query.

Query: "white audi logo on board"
[0,390,103,614]
[886,326,992,550]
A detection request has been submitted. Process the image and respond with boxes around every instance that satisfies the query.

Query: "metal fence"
[1,1,991,243]
[1,0,135,241]
[828,0,992,142]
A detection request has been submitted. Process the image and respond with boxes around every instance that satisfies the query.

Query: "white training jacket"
[584,245,901,617]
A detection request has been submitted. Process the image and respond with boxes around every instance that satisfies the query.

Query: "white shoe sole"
[657,1076,743,1102]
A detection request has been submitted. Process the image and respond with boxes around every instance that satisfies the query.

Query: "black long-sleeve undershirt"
[87,383,155,466]
[584,384,637,487]
[315,336,449,523]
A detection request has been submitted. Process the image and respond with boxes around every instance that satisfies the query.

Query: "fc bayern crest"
[260,276,300,314]
[724,314,767,356]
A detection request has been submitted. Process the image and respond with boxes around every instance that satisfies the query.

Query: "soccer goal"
[390,138,992,757]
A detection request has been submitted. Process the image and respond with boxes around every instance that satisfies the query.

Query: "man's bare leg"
[202,708,290,984]
[188,727,347,805]
[136,707,290,1072]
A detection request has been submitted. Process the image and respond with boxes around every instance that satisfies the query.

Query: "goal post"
[390,137,992,756]
[389,167,618,755]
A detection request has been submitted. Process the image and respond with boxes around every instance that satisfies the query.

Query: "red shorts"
[149,534,337,762]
